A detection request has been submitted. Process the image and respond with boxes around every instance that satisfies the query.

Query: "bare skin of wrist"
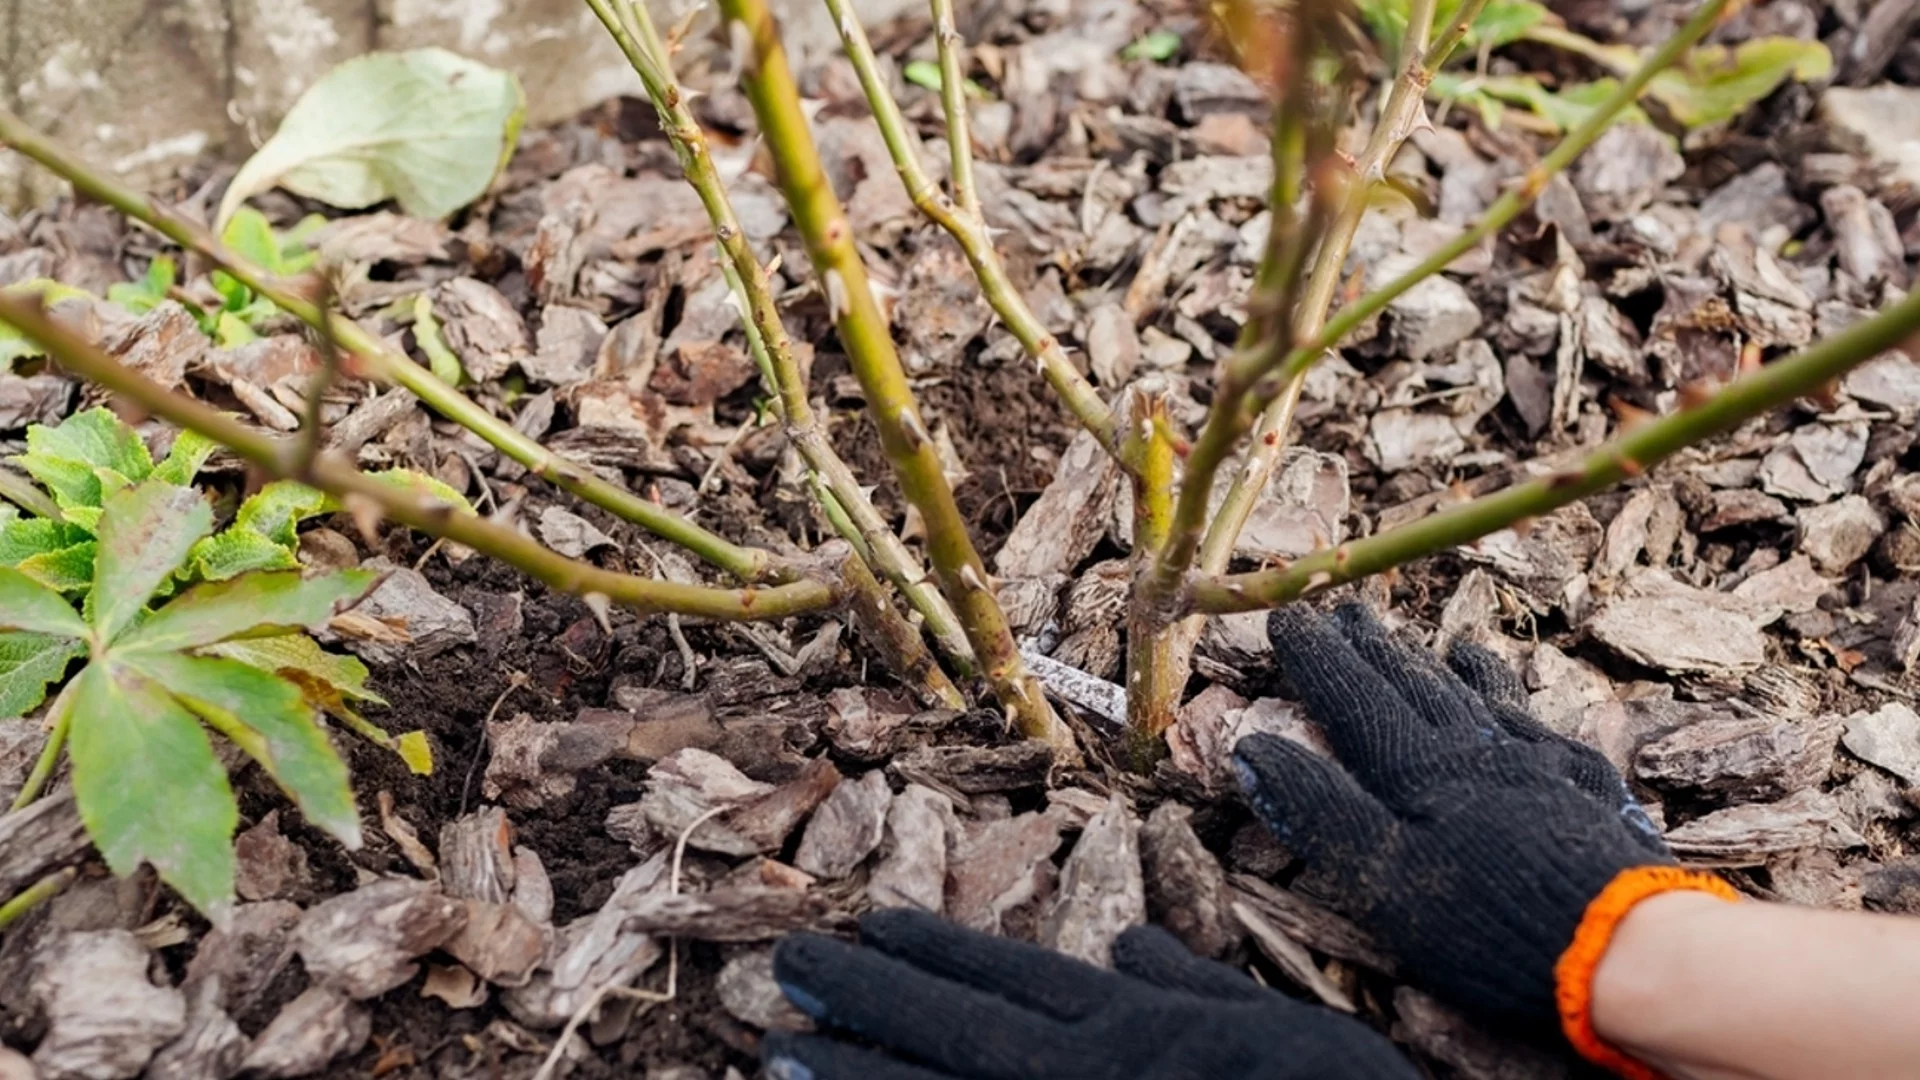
[1590,890,1920,1080]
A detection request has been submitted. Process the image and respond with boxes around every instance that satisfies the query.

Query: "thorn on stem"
[583,592,613,633]
[823,268,851,322]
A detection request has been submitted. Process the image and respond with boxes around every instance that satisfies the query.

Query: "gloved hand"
[763,906,1422,1080]
[1236,603,1739,1077]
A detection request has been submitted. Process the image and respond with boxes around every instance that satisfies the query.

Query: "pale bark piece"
[1576,698,1722,775]
[97,302,204,392]
[1370,252,1482,361]
[823,687,915,759]
[1729,554,1832,625]
[332,561,476,666]
[1573,122,1684,220]
[1842,703,1920,786]
[1759,422,1870,502]
[1863,858,1920,915]
[536,505,617,559]
[1170,696,1328,795]
[505,855,668,1028]
[440,807,516,904]
[525,305,607,387]
[145,980,247,1080]
[433,277,531,383]
[1393,987,1580,1080]
[512,847,554,926]
[947,810,1066,935]
[793,770,892,880]
[1665,790,1847,867]
[717,948,811,1032]
[233,810,311,903]
[1040,796,1145,968]
[889,742,1054,796]
[1798,494,1887,574]
[1232,901,1352,1012]
[616,889,831,941]
[869,784,957,913]
[994,427,1120,579]
[1634,713,1840,802]
[1229,875,1396,976]
[1588,572,1768,676]
[0,372,75,429]
[238,986,370,1079]
[30,931,185,1080]
[1458,504,1603,604]
[620,748,840,858]
[0,788,88,900]
[293,878,466,999]
[1139,803,1236,959]
[1369,409,1466,472]
[421,964,488,1009]
[183,900,303,1016]
[443,900,550,987]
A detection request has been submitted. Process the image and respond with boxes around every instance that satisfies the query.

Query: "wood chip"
[1393,987,1580,1079]
[889,742,1054,796]
[145,980,247,1080]
[1634,712,1840,802]
[183,900,302,1016]
[30,930,186,1080]
[947,810,1066,935]
[239,986,370,1079]
[1232,900,1353,1012]
[1040,795,1145,968]
[1139,802,1237,959]
[617,888,831,941]
[443,900,551,987]
[717,948,811,1032]
[793,769,892,880]
[293,878,466,999]
[1841,703,1920,786]
[1665,790,1847,867]
[0,788,88,901]
[869,784,957,914]
[440,807,516,904]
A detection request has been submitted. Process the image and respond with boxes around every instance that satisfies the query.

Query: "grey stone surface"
[5,0,918,211]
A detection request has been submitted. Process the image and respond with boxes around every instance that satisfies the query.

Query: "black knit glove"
[763,907,1422,1080]
[1236,604,1734,1042]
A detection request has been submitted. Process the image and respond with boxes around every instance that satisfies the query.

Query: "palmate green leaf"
[1360,0,1548,60]
[115,568,378,654]
[0,517,67,565]
[121,652,361,848]
[91,482,213,644]
[1647,38,1831,129]
[16,542,97,593]
[66,661,238,918]
[202,632,385,705]
[17,408,154,517]
[188,528,300,582]
[217,48,526,228]
[152,429,219,488]
[0,632,85,719]
[367,468,474,515]
[0,567,88,638]
[234,481,333,546]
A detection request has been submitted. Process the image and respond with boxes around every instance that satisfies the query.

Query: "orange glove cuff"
[1553,866,1742,1080]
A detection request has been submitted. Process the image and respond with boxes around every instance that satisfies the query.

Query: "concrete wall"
[2,0,914,210]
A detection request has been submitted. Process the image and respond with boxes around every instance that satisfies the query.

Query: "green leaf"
[1647,38,1831,129]
[212,311,261,347]
[413,292,464,386]
[367,468,474,515]
[107,256,179,315]
[904,60,942,92]
[0,632,85,718]
[396,730,434,776]
[152,429,219,487]
[116,568,378,654]
[217,48,526,228]
[17,408,154,516]
[234,481,334,546]
[66,661,237,917]
[0,567,88,638]
[123,652,361,848]
[188,528,301,582]
[1120,29,1183,62]
[90,482,214,643]
[16,542,97,593]
[202,632,385,705]
[0,517,67,565]
[222,209,284,273]
[1,280,100,366]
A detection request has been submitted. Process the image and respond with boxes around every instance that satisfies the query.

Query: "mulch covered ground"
[3,0,1920,1076]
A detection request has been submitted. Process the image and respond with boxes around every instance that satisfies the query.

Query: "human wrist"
[1557,869,1742,1080]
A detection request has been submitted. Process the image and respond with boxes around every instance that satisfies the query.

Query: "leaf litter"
[3,0,1920,1075]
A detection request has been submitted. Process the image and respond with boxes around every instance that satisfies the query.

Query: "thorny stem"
[587,0,977,676]
[0,868,77,932]
[718,0,1074,754]
[1184,0,1443,583]
[1123,389,1184,765]
[0,292,841,622]
[1203,0,1733,567]
[0,105,780,586]
[928,0,980,220]
[820,0,1126,465]
[294,275,344,477]
[1191,283,1920,613]
[839,549,966,709]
